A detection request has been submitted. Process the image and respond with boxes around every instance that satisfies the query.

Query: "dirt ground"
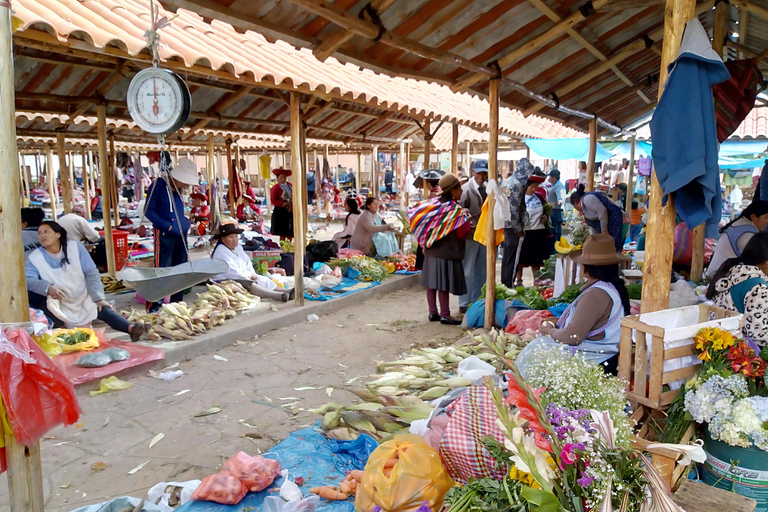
[0,286,467,512]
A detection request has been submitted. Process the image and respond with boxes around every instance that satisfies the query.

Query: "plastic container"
[99,229,129,271]
[701,428,768,512]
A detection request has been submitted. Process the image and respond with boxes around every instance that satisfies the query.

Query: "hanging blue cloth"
[650,18,730,238]
[524,139,615,162]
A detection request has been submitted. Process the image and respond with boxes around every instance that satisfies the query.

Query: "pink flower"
[560,443,579,468]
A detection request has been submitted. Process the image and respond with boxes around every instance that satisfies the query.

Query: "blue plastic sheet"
[176,427,377,512]
[463,299,507,328]
[524,138,615,163]
[547,303,568,317]
[305,277,380,301]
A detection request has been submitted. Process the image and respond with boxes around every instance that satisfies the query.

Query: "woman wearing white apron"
[517,235,631,375]
[26,221,144,341]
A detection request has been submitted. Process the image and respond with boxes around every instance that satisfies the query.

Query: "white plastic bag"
[457,356,496,382]
[487,180,511,230]
[147,480,200,512]
[264,495,320,512]
[70,497,165,512]
[279,470,303,502]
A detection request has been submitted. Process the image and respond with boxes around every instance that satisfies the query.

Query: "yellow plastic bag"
[473,198,504,247]
[355,434,454,512]
[90,376,133,397]
[52,328,99,353]
[33,332,63,358]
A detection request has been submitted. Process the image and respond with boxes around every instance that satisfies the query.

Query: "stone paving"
[0,286,466,512]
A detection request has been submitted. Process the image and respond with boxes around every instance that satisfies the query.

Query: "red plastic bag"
[505,310,554,335]
[0,329,81,445]
[191,472,248,505]
[221,452,281,492]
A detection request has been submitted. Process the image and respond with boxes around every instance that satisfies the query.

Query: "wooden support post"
[586,116,598,192]
[207,134,215,202]
[356,152,362,195]
[641,0,695,314]
[371,145,379,197]
[423,119,431,199]
[44,143,57,219]
[626,136,636,213]
[97,105,116,277]
[81,146,92,220]
[466,141,471,173]
[56,131,72,213]
[109,136,118,227]
[290,92,306,306]
[300,129,308,233]
[1,5,45,508]
[451,121,459,175]
[399,141,406,214]
[485,78,501,329]
[134,151,144,200]
[226,138,234,215]
[714,0,728,58]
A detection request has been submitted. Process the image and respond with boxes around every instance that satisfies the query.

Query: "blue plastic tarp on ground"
[305,277,380,301]
[176,427,377,512]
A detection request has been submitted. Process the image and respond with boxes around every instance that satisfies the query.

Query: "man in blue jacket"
[144,154,198,312]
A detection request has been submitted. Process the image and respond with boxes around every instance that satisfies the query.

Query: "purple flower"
[577,474,596,487]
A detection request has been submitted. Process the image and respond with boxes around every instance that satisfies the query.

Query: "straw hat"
[570,234,630,265]
[438,173,461,194]
[170,158,198,186]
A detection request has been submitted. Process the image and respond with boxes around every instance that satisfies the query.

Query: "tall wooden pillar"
[586,116,597,192]
[206,134,215,201]
[97,106,116,277]
[484,78,501,328]
[44,143,57,219]
[56,130,72,214]
[466,142,471,172]
[81,146,92,220]
[226,138,234,214]
[290,92,307,306]
[625,136,636,213]
[423,119,431,199]
[451,122,459,175]
[108,136,118,227]
[1,6,45,509]
[641,0,695,313]
[371,145,379,197]
[399,141,406,213]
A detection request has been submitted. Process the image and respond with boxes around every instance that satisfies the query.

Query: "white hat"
[170,158,198,186]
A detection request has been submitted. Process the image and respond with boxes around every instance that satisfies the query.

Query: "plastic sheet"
[55,339,165,385]
[68,496,164,512]
[305,278,379,302]
[176,426,377,512]
[0,328,81,445]
[505,309,555,334]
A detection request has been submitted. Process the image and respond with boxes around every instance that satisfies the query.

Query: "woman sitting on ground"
[350,197,397,257]
[332,197,362,248]
[706,200,768,279]
[706,232,768,349]
[518,234,631,374]
[211,223,295,302]
[26,221,144,340]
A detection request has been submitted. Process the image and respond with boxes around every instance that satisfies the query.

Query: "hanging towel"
[650,18,730,238]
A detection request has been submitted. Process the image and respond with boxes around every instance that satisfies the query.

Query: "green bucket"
[701,427,768,512]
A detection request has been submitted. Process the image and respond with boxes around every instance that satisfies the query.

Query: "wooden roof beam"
[523,0,715,116]
[451,0,613,93]
[731,0,768,20]
[313,0,398,62]
[286,0,497,79]
[68,60,130,119]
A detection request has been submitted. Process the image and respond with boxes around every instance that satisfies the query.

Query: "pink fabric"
[505,309,555,334]
[423,415,450,450]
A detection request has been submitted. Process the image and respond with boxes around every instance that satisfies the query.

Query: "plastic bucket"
[701,428,768,512]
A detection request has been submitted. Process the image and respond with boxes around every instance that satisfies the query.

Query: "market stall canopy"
[153,0,768,133]
[525,138,616,162]
[12,0,577,151]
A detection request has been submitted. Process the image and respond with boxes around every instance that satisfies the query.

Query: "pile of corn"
[312,329,529,439]
[121,281,260,341]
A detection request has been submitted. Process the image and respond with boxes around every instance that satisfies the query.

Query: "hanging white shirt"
[211,243,277,291]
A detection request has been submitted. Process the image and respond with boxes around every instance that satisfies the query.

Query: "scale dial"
[126,67,191,135]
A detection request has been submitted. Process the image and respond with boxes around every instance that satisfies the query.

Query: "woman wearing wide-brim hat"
[516,234,632,375]
[270,168,294,239]
[211,223,295,302]
[413,169,446,199]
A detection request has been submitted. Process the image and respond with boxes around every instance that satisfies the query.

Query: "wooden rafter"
[313,0,398,62]
[68,60,129,119]
[184,86,254,139]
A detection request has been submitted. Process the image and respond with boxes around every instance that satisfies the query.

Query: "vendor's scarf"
[409,198,470,249]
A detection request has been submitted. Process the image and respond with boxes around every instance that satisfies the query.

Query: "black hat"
[21,207,45,227]
[549,169,561,179]
[214,223,244,238]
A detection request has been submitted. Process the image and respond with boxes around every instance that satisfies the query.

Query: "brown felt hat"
[570,234,630,265]
[438,173,461,194]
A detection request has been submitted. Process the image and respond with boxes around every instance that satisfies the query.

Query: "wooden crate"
[618,304,741,411]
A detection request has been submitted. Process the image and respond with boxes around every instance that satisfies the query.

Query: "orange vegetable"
[339,481,352,494]
[348,470,364,481]
[383,457,398,469]
[311,486,348,500]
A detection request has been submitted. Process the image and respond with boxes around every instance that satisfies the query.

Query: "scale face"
[126,67,191,135]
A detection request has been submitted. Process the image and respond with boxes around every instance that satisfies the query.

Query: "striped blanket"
[409,198,470,249]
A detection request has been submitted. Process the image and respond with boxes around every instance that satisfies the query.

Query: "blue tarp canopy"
[524,138,615,162]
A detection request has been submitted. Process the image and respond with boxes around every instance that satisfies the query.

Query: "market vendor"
[144,155,197,313]
[569,183,628,252]
[707,232,768,348]
[519,234,631,373]
[236,194,258,223]
[412,174,471,325]
[351,197,397,256]
[22,207,45,259]
[211,223,294,302]
[516,171,549,287]
[25,221,144,340]
[332,197,362,248]
[270,168,293,240]
[706,200,768,279]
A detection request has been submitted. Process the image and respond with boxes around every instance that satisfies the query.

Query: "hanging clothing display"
[713,59,763,143]
[259,154,272,180]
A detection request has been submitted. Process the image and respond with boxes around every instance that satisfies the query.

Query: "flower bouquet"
[564,211,591,247]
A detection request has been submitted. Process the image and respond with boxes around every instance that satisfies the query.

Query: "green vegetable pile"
[327,256,391,282]
[279,239,295,253]
[444,476,530,512]
[253,260,270,276]
[553,283,583,304]
[479,283,512,301]
[477,282,583,310]
[626,282,642,300]
[57,331,90,345]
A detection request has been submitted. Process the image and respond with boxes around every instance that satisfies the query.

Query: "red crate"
[99,229,130,271]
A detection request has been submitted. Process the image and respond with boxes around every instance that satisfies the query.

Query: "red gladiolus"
[504,374,552,452]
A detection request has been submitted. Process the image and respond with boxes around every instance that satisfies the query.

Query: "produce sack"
[191,472,248,505]
[473,197,504,247]
[51,327,100,353]
[372,231,399,258]
[221,451,281,492]
[0,329,81,445]
[355,434,453,512]
[504,309,554,335]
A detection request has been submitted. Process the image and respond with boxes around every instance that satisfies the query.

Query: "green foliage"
[444,476,531,512]
[57,331,90,345]
[626,282,642,300]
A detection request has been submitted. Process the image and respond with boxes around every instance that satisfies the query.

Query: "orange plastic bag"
[355,434,454,512]
[191,471,248,505]
[221,451,281,492]
[473,198,504,247]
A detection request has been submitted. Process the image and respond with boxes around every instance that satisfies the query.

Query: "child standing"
[629,199,646,242]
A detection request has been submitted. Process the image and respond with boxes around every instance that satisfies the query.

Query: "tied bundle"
[409,199,469,249]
